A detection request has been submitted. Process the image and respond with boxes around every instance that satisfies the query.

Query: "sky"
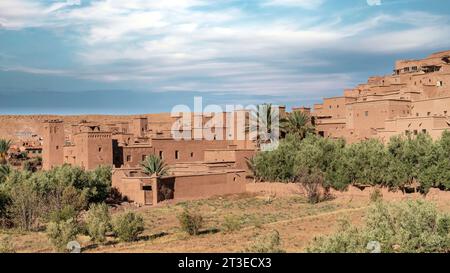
[0,0,449,114]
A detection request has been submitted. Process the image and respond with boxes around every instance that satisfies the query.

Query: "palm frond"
[140,155,170,177]
[0,164,11,183]
[280,111,315,139]
[0,139,12,164]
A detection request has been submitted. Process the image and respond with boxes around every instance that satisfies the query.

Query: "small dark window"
[98,147,102,152]
[190,152,194,158]
[142,155,146,161]
[56,145,59,150]
[414,130,418,135]
[422,129,427,134]
[427,112,431,116]
[364,111,369,117]
[142,185,152,191]
[159,151,163,159]
[175,150,179,160]
[126,155,132,162]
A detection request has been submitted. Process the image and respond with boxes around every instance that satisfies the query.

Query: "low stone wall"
[245,182,450,202]
[332,186,450,203]
[246,182,304,196]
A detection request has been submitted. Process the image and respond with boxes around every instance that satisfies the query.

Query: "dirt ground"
[3,186,450,253]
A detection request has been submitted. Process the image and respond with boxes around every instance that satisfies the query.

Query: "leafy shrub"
[252,135,301,182]
[22,157,42,172]
[87,165,113,203]
[178,209,203,236]
[112,212,144,242]
[222,215,242,233]
[307,219,369,253]
[7,180,42,231]
[49,205,78,223]
[107,187,124,204]
[308,200,450,253]
[0,190,10,223]
[42,184,88,222]
[31,164,111,204]
[85,203,111,243]
[418,131,450,192]
[244,230,285,253]
[295,167,323,204]
[46,218,78,252]
[0,164,110,231]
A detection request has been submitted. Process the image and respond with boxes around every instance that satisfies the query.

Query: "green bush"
[252,131,450,193]
[0,190,10,221]
[112,212,144,242]
[178,209,203,236]
[87,165,113,203]
[22,157,42,172]
[7,180,42,231]
[85,203,111,243]
[49,205,78,223]
[222,215,242,233]
[244,230,285,253]
[418,131,450,192]
[0,164,111,230]
[36,164,112,204]
[46,218,78,252]
[308,200,450,253]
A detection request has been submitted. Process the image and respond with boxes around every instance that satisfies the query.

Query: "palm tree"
[0,139,12,165]
[280,111,315,139]
[0,164,11,183]
[141,155,170,177]
[246,104,281,147]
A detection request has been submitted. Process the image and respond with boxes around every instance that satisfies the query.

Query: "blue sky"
[0,0,449,114]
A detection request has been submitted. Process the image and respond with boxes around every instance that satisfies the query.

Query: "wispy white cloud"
[357,26,450,53]
[0,65,70,75]
[262,0,325,9]
[0,0,449,98]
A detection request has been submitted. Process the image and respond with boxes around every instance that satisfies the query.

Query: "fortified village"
[3,50,450,206]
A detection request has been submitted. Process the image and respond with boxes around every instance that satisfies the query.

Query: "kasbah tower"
[42,120,64,170]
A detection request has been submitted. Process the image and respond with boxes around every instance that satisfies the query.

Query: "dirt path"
[244,205,369,230]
